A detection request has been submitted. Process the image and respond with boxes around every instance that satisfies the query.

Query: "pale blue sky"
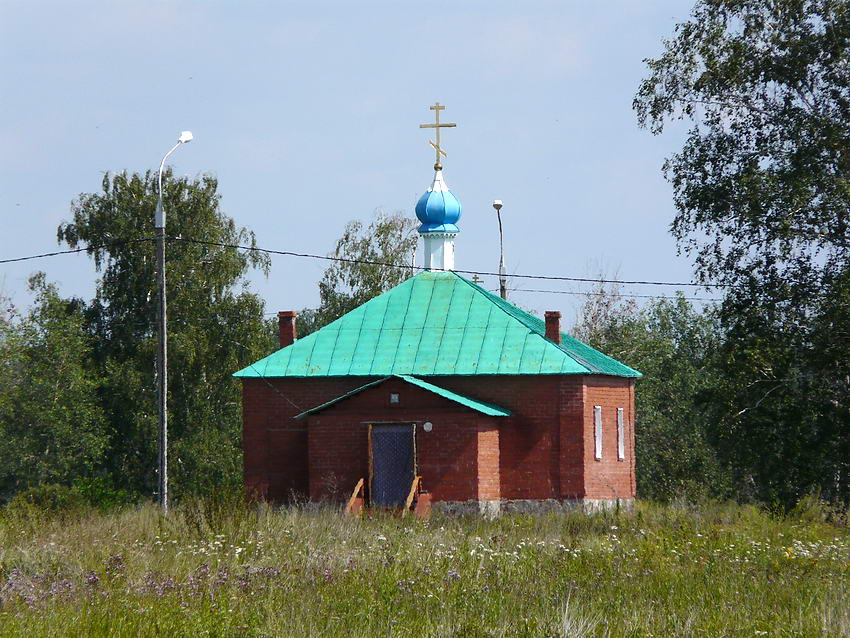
[0,1,698,324]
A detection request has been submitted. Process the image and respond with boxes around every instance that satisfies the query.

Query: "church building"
[234,105,641,515]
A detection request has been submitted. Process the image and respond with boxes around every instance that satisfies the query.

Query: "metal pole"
[155,138,186,513]
[155,220,168,512]
[493,200,507,300]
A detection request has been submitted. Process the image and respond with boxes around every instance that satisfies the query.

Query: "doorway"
[369,424,415,507]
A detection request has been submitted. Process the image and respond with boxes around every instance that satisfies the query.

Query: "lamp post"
[493,200,507,300]
[155,130,193,512]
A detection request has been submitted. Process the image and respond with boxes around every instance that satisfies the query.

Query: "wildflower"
[194,563,211,580]
[396,578,415,593]
[236,577,251,590]
[255,566,281,578]
[155,577,176,597]
[214,567,230,586]
[105,554,125,579]
[6,569,24,593]
[446,569,460,581]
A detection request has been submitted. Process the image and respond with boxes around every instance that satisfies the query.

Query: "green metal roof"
[234,271,641,378]
[294,374,512,419]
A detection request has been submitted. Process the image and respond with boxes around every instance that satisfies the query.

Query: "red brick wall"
[559,377,585,499]
[415,415,481,502]
[241,373,636,505]
[305,377,485,503]
[432,375,633,501]
[583,377,636,500]
[306,416,369,501]
[477,422,500,501]
[242,377,374,502]
[433,376,565,500]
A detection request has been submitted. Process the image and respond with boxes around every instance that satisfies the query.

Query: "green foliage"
[635,0,850,505]
[0,502,846,637]
[72,477,135,512]
[299,210,418,335]
[6,483,90,518]
[631,297,731,501]
[55,170,275,500]
[0,275,107,500]
[789,491,836,524]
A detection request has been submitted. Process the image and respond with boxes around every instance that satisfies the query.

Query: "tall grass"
[0,499,847,637]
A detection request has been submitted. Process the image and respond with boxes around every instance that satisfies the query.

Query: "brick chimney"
[278,311,297,348]
[544,311,561,344]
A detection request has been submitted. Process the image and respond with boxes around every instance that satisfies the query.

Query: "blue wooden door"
[370,425,414,507]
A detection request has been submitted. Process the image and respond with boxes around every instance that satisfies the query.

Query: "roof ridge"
[451,272,597,373]
[450,271,641,377]
[557,331,641,376]
[452,271,544,334]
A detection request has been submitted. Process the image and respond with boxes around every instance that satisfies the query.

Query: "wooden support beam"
[401,475,421,518]
[345,478,365,517]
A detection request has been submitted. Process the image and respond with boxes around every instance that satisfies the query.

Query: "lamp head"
[492,199,503,212]
[178,131,194,144]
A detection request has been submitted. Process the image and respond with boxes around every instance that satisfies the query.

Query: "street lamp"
[493,200,507,300]
[155,130,193,512]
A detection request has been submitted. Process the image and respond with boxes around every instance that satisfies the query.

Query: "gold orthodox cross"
[419,102,456,171]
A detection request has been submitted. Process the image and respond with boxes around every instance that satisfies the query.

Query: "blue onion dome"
[415,170,462,233]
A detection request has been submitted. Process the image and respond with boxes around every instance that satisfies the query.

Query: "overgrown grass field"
[0,499,847,637]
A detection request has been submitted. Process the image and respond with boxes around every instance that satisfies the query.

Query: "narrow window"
[617,407,625,460]
[594,405,602,460]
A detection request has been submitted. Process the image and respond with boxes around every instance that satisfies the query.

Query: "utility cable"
[166,236,724,289]
[2,234,721,290]
[500,288,722,302]
[0,237,156,264]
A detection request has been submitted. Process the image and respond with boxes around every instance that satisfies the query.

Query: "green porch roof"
[294,374,512,419]
[234,271,641,378]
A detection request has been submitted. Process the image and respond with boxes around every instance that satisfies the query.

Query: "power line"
[0,238,155,264]
[502,288,722,302]
[2,234,723,291]
[167,236,724,289]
